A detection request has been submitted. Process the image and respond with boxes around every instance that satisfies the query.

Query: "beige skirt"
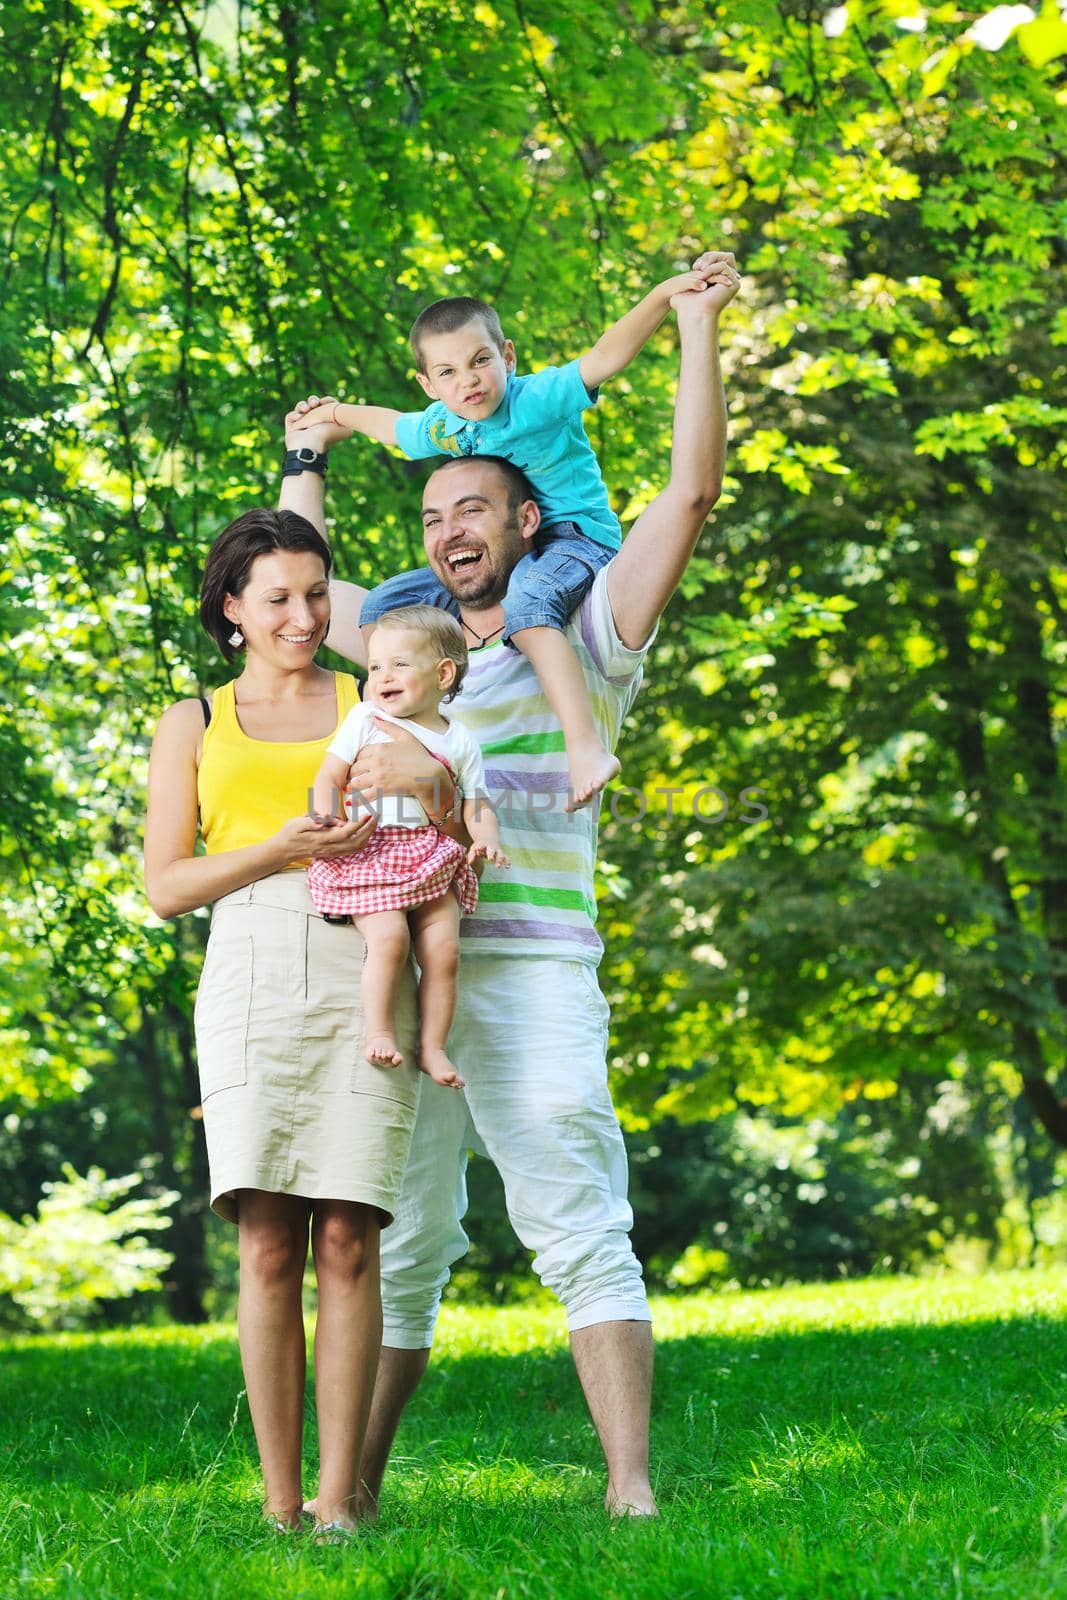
[194,872,420,1225]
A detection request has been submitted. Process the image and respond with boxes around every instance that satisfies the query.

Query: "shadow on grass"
[2,1308,1063,1504]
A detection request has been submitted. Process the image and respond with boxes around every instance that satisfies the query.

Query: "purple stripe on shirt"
[484,767,573,794]
[460,917,603,950]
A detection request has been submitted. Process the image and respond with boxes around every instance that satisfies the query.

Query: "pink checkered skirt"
[307,824,479,918]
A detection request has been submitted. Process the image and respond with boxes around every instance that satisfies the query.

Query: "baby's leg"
[509,626,620,810]
[354,910,411,1066]
[408,892,465,1089]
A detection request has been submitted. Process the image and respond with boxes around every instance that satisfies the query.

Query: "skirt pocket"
[194,931,254,1099]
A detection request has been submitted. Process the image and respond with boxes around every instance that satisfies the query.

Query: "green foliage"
[0,1165,177,1330]
[0,1276,1065,1597]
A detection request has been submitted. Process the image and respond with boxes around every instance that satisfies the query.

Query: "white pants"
[380,956,651,1346]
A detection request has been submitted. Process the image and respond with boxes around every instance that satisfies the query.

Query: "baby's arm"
[462,794,510,869]
[290,399,401,448]
[311,751,356,823]
[578,251,738,392]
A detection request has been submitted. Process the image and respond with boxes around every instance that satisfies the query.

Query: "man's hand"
[347,718,456,816]
[284,394,354,451]
[671,251,740,315]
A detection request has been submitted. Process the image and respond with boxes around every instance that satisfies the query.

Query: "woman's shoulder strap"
[199,695,211,727]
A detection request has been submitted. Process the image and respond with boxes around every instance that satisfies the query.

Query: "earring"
[228,626,244,648]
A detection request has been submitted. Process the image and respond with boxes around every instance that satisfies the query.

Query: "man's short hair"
[369,604,469,701]
[425,453,535,517]
[410,296,506,372]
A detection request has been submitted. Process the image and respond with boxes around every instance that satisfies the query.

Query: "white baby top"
[326,701,487,829]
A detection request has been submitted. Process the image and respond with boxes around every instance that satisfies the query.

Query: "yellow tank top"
[198,673,361,861]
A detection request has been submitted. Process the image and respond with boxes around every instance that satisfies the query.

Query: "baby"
[308,605,508,1088]
[293,254,724,809]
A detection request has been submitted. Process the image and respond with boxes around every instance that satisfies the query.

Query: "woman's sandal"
[313,1518,358,1545]
[264,1509,315,1535]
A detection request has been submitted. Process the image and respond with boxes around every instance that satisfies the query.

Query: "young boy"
[291,255,723,808]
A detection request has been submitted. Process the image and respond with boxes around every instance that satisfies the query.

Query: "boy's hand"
[670,251,741,314]
[468,840,510,869]
[284,394,353,450]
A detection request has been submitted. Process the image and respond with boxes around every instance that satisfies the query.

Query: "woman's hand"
[272,810,377,865]
[284,394,354,453]
[348,719,456,819]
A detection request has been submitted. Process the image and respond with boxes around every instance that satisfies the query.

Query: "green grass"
[1,1271,1065,1599]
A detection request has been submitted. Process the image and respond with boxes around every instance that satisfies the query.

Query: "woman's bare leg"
[409,892,464,1087]
[236,1191,310,1525]
[310,1201,383,1528]
[354,909,411,1065]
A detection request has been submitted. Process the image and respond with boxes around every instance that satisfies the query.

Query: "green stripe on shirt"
[477,881,598,920]
[481,730,567,756]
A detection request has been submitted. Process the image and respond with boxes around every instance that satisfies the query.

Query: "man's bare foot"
[606,1485,659,1518]
[418,1046,466,1089]
[365,1031,403,1066]
[564,741,621,812]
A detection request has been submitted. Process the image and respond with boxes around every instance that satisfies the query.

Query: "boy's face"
[415,318,516,422]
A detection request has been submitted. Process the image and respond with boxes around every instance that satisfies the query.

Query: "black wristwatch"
[282,446,328,477]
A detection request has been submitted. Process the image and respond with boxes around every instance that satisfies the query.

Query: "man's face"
[421,461,534,607]
[414,319,516,422]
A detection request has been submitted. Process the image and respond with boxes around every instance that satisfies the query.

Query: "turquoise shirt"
[394,358,622,551]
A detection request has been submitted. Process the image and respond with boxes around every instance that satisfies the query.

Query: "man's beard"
[436,510,524,607]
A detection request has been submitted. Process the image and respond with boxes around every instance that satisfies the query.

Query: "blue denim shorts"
[359,522,615,645]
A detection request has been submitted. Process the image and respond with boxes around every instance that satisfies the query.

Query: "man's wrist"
[282,446,328,477]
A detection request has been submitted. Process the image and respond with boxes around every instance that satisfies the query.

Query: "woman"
[143,492,452,1535]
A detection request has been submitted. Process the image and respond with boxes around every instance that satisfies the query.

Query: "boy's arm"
[578,251,734,392]
[289,399,402,448]
[605,259,739,650]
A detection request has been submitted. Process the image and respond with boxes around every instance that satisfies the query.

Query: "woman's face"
[224,549,331,663]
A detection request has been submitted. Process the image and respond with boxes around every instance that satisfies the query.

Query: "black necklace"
[461,618,505,649]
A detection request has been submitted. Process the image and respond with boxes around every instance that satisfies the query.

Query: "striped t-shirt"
[449,564,654,966]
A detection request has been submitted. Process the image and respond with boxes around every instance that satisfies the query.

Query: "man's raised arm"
[606,258,739,650]
[279,396,369,667]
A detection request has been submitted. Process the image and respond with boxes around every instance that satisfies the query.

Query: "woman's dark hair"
[199,508,333,663]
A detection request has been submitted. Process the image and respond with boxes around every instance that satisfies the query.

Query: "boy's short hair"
[410,297,506,373]
[370,604,469,701]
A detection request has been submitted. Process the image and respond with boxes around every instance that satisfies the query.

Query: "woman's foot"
[365,1031,403,1066]
[564,740,621,812]
[418,1046,466,1089]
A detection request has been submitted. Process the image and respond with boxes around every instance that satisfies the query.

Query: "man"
[280,256,739,1516]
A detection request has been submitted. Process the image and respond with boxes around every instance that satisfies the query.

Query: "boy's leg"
[353,909,411,1066]
[357,566,459,628]
[508,626,621,809]
[408,891,464,1087]
[503,528,619,811]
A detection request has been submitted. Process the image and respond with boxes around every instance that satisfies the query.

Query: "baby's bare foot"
[565,741,621,812]
[365,1032,403,1066]
[418,1047,466,1089]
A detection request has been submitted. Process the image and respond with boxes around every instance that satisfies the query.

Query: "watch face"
[296,447,318,463]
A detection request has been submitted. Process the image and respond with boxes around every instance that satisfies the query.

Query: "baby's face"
[366,626,453,721]
[415,319,516,422]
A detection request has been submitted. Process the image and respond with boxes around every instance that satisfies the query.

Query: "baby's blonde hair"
[370,605,468,701]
